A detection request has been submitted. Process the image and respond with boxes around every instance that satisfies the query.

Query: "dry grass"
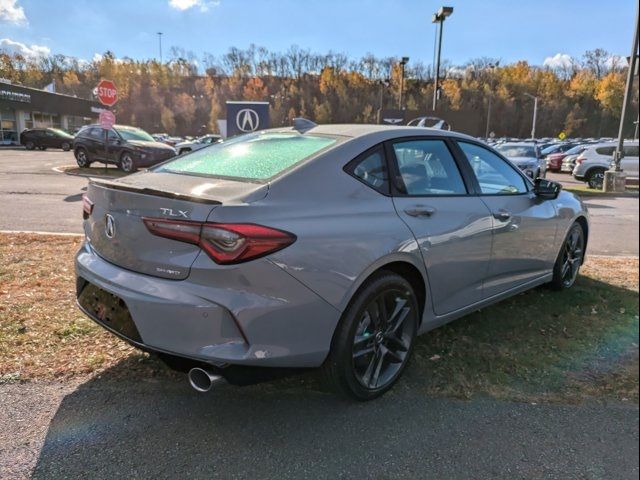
[0,233,160,382]
[0,233,638,403]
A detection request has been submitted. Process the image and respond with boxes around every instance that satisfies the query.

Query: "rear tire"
[25,141,35,150]
[321,272,418,401]
[75,147,91,168]
[61,142,71,151]
[549,222,585,290]
[587,168,606,189]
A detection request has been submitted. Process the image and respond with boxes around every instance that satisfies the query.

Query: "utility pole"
[613,5,639,171]
[605,4,639,191]
[485,62,499,138]
[524,93,538,139]
[431,6,454,111]
[398,58,409,110]
[377,78,389,123]
[157,32,163,63]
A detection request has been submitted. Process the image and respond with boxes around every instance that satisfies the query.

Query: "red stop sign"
[96,79,117,106]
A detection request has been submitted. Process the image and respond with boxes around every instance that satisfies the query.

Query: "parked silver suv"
[573,141,639,189]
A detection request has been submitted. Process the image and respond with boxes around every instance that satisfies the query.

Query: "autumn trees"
[0,46,635,138]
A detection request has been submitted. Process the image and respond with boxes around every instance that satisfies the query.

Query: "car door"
[455,141,559,298]
[388,137,493,315]
[87,127,106,160]
[621,145,639,177]
[106,129,121,162]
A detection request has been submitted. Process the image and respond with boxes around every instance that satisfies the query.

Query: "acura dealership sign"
[226,101,269,137]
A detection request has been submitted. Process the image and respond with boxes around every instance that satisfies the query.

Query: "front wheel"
[75,148,91,168]
[25,141,35,150]
[549,223,585,290]
[61,142,71,151]
[321,272,419,401]
[119,152,137,173]
[587,168,606,189]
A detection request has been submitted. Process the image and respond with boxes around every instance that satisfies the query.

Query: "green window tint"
[156,133,337,180]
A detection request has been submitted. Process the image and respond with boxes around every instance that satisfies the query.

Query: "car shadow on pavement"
[30,357,639,480]
[31,275,640,480]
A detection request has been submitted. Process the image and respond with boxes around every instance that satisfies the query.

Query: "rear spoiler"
[89,178,222,205]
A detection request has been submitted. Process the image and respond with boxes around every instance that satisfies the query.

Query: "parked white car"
[175,134,222,155]
[573,141,639,189]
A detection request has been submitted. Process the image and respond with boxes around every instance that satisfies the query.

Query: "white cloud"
[168,0,219,12]
[0,0,27,25]
[543,53,574,70]
[605,55,628,69]
[0,38,49,59]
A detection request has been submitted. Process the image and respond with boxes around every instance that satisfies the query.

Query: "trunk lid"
[85,171,268,280]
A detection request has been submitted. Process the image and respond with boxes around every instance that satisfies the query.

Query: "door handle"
[493,210,511,221]
[404,206,436,217]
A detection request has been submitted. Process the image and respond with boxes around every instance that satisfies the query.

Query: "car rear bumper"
[75,241,340,368]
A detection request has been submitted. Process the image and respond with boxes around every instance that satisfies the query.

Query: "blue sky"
[0,0,637,67]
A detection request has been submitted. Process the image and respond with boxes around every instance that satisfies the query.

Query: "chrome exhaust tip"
[188,367,224,393]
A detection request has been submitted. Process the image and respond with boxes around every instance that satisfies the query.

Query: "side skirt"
[418,273,553,334]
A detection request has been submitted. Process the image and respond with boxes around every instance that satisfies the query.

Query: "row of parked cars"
[19,126,222,173]
[481,137,639,189]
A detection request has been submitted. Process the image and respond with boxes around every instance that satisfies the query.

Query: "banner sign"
[226,101,269,137]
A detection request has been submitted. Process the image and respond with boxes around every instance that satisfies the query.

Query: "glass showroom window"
[0,106,17,145]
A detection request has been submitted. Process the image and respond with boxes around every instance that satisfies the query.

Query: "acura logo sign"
[236,108,260,132]
[105,214,116,239]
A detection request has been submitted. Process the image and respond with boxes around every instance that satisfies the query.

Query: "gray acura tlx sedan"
[76,124,589,400]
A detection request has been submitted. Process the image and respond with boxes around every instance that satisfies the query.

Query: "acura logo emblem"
[105,214,116,239]
[236,108,260,132]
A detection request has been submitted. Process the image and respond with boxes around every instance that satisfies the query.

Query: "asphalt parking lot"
[1,149,638,255]
[1,148,639,479]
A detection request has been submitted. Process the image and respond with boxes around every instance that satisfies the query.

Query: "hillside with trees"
[0,45,636,138]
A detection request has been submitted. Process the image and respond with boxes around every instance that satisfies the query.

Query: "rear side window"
[156,132,337,181]
[347,147,388,193]
[392,139,466,195]
[623,145,639,157]
[595,146,616,156]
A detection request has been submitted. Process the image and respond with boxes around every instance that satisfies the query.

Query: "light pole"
[485,62,499,138]
[612,5,639,171]
[524,93,538,139]
[157,32,163,63]
[377,78,390,123]
[398,58,409,110]
[432,6,454,111]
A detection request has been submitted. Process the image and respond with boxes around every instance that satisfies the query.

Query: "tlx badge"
[159,208,189,218]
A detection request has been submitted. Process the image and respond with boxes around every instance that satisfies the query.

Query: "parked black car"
[73,125,177,173]
[20,128,74,151]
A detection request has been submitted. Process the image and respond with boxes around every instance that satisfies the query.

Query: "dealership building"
[0,81,101,145]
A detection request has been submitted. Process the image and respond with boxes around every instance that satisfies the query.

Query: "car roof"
[265,124,477,142]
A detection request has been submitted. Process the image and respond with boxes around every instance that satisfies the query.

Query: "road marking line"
[0,230,83,237]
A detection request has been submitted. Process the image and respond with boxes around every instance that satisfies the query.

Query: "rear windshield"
[155,132,337,180]
[496,145,537,158]
[116,126,155,142]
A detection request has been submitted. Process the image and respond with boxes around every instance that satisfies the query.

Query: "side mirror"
[534,178,562,199]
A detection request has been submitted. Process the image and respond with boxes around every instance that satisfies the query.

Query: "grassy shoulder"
[0,233,638,403]
[59,165,128,179]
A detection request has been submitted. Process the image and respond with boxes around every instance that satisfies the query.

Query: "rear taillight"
[82,194,94,219]
[143,218,296,265]
[576,156,586,165]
